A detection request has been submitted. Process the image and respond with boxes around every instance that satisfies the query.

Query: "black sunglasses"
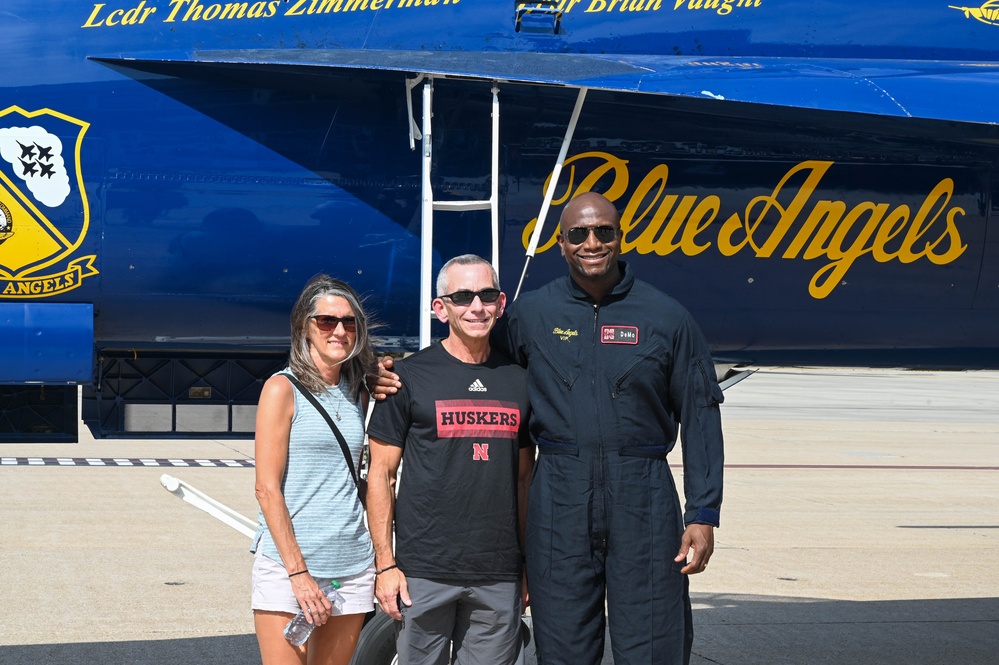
[439,288,501,306]
[562,225,618,245]
[311,315,357,332]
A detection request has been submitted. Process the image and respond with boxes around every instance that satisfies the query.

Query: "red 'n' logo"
[473,443,489,461]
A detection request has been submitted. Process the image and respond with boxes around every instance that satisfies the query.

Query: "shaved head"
[559,192,620,229]
[556,192,623,301]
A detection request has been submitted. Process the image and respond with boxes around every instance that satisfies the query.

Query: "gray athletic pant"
[396,577,525,665]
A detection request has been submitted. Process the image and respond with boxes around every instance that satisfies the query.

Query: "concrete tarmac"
[1,367,998,664]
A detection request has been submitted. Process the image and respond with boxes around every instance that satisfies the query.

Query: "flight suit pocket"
[537,437,579,457]
[607,342,668,435]
[608,345,665,399]
[537,335,580,391]
[693,354,724,407]
[533,336,584,439]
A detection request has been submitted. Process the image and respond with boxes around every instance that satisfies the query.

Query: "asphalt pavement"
[1,367,997,664]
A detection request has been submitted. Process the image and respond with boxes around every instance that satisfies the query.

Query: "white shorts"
[251,551,375,615]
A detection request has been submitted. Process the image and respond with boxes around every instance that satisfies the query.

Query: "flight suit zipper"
[611,352,649,400]
[591,301,608,552]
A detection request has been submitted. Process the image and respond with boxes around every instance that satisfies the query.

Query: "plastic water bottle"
[284,581,345,646]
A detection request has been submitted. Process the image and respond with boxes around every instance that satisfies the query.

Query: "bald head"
[556,191,623,300]
[559,192,620,229]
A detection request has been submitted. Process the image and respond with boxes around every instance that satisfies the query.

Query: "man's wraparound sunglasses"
[562,225,618,245]
[439,288,501,306]
[311,315,357,332]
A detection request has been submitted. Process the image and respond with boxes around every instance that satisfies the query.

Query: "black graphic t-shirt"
[367,342,530,581]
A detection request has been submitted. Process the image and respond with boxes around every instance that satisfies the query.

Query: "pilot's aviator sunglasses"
[440,288,501,306]
[563,225,618,245]
[311,315,357,332]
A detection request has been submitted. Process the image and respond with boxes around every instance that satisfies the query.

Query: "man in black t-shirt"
[367,254,533,665]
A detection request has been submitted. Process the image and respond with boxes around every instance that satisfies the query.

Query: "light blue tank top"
[251,370,374,578]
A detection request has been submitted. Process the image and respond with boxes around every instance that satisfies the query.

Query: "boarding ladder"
[408,75,501,350]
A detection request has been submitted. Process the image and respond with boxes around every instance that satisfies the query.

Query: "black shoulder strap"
[284,373,361,491]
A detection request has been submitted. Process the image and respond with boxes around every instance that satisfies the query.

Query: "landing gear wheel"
[350,610,398,665]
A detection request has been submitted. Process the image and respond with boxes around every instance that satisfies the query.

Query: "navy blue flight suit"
[494,262,724,665]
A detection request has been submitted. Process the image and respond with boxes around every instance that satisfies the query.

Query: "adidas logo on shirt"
[468,379,487,392]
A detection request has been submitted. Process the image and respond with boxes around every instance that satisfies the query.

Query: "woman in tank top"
[250,274,377,665]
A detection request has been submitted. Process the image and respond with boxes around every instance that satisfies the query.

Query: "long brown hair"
[288,274,375,400]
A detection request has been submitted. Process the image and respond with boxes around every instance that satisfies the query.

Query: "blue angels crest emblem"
[0,106,98,297]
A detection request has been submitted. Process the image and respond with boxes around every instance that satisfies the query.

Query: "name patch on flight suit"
[601,325,639,344]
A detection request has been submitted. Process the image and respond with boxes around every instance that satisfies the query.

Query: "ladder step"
[432,200,492,211]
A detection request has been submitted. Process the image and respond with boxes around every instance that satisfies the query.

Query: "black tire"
[350,610,398,665]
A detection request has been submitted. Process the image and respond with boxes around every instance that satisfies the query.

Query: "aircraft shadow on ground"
[689,594,999,665]
[1,596,996,665]
[0,634,260,665]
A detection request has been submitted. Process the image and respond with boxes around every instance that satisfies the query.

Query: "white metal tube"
[406,74,425,150]
[490,84,501,277]
[515,87,588,300]
[160,474,256,539]
[419,79,435,350]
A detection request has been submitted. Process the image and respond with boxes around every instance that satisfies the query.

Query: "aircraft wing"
[96,48,999,126]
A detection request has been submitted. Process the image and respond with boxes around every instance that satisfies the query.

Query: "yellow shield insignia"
[0,106,98,298]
